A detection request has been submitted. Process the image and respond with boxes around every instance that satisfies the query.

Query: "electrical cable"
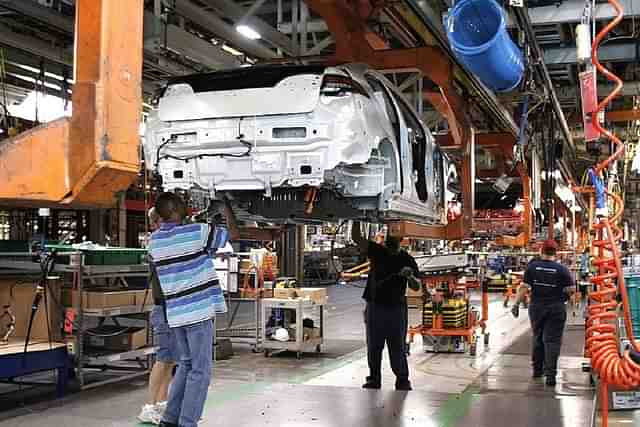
[154,117,253,171]
[32,251,134,338]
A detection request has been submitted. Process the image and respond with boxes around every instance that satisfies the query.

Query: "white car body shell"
[144,64,448,224]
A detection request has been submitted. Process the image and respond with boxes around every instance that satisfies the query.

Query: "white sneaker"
[154,401,167,414]
[137,404,162,425]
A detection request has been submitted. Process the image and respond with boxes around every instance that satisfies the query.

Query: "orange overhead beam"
[606,109,640,122]
[0,0,142,207]
[436,132,516,148]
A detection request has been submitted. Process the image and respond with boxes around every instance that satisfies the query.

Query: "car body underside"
[144,64,452,225]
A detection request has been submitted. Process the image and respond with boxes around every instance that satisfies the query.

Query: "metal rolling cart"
[0,250,156,389]
[261,297,324,360]
[405,253,486,355]
[72,259,155,389]
[217,295,263,352]
[215,252,263,352]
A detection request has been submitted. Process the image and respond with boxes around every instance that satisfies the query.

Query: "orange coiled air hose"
[583,1,640,425]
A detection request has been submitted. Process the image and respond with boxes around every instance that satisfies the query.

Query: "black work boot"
[545,376,557,386]
[362,376,381,389]
[159,422,179,427]
[395,379,412,391]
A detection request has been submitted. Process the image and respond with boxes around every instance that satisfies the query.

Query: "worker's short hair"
[155,192,187,221]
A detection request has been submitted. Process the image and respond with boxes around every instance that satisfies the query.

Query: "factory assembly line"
[0,0,639,426]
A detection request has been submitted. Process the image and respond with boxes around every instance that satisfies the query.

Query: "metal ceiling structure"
[0,0,638,220]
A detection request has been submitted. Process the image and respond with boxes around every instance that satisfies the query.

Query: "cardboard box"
[131,289,153,307]
[239,288,273,299]
[303,327,321,340]
[87,326,147,351]
[297,288,327,305]
[272,288,327,304]
[0,278,62,341]
[273,288,298,299]
[69,289,136,309]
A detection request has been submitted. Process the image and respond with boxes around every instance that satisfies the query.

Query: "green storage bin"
[0,240,29,252]
[625,277,640,314]
[83,249,147,265]
[0,240,58,252]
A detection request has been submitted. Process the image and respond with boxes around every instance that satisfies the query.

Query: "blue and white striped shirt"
[148,222,229,328]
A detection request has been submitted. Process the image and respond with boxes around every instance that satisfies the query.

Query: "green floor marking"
[202,346,367,411]
[433,386,479,427]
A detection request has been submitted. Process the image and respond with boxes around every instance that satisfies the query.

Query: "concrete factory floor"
[0,284,616,427]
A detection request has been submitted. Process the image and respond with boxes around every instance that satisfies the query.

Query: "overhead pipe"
[445,0,525,92]
[403,0,519,137]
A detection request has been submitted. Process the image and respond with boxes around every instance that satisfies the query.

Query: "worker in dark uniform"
[512,240,575,386]
[352,222,420,391]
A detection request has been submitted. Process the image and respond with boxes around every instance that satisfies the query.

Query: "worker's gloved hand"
[399,267,413,278]
[511,304,520,318]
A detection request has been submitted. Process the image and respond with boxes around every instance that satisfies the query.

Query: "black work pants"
[529,302,567,377]
[365,302,409,384]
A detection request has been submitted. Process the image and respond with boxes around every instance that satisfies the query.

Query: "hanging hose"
[584,2,640,425]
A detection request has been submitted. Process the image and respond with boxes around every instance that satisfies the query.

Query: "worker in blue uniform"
[352,222,420,391]
[512,239,575,386]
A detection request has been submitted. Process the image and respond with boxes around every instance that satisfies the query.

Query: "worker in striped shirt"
[148,193,239,427]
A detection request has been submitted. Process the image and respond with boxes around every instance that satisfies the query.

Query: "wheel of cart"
[484,332,490,346]
[264,349,271,358]
[316,344,321,353]
[296,351,302,360]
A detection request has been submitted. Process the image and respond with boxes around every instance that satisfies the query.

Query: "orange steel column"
[0,0,142,207]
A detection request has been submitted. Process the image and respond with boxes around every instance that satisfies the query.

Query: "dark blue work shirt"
[524,259,574,305]
[362,241,419,306]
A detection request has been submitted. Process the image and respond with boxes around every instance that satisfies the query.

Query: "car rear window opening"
[165,65,327,93]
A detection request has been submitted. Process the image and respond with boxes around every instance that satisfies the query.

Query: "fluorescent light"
[222,44,244,56]
[236,24,261,40]
[7,72,62,91]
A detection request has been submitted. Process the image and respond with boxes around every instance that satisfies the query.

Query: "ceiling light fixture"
[236,24,261,40]
[222,44,244,56]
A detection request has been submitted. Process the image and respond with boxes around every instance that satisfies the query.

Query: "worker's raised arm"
[223,201,241,241]
[351,221,369,254]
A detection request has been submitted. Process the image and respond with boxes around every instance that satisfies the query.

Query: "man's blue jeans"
[162,318,213,427]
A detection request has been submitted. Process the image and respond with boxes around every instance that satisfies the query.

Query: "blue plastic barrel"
[446,0,524,92]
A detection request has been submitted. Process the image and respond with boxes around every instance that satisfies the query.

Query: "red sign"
[64,309,76,334]
[580,70,599,142]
